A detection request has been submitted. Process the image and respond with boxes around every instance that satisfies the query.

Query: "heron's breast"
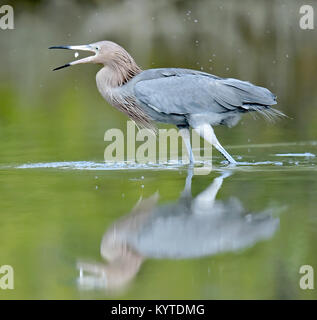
[96,78,113,104]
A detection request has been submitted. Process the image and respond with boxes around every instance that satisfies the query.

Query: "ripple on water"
[11,159,308,173]
[7,141,317,172]
[275,153,315,157]
[15,161,193,171]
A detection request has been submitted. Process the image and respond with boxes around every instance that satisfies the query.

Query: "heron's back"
[120,68,284,128]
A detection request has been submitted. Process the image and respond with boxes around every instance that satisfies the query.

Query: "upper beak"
[49,45,96,71]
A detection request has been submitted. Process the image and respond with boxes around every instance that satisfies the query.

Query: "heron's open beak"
[49,45,97,71]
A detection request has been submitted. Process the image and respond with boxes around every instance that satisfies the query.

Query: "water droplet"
[75,52,79,58]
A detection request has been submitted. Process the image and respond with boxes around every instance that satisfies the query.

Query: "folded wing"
[134,69,277,116]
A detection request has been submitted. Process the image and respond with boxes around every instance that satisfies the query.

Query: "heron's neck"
[100,58,142,88]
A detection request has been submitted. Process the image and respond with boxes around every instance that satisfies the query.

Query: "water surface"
[0,142,316,299]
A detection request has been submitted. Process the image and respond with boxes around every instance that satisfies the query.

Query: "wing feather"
[134,69,277,116]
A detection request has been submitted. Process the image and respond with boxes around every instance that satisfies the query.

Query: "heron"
[49,41,285,164]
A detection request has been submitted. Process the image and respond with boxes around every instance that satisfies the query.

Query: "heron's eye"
[95,46,100,51]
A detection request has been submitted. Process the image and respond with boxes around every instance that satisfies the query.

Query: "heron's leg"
[194,124,237,164]
[178,127,195,164]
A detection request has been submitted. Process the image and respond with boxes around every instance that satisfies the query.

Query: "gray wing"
[134,69,276,116]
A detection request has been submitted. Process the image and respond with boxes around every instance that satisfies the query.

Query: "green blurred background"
[1,0,317,164]
[1,0,317,299]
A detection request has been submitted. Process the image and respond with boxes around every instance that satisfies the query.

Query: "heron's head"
[49,40,136,71]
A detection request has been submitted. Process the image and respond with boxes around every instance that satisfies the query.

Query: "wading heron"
[49,41,285,164]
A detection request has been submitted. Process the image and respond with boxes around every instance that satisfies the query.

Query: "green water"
[0,142,317,299]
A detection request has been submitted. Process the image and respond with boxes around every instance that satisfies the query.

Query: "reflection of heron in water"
[77,170,279,290]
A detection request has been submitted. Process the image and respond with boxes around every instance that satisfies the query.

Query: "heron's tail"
[244,104,287,122]
[220,78,287,122]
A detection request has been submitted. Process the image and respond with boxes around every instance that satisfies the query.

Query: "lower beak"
[49,45,96,71]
